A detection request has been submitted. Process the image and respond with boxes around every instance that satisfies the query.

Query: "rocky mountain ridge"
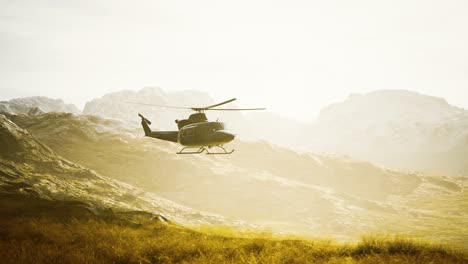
[0,114,244,227]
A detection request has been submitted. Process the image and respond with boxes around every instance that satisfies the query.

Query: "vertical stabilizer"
[138,113,152,136]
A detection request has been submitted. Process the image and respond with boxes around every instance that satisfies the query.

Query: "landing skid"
[177,146,234,155]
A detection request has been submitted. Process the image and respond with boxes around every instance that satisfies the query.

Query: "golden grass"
[0,216,466,264]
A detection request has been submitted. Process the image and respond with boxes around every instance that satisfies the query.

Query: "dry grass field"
[1,214,466,264]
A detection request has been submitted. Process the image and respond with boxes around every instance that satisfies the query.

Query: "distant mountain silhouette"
[307,90,468,175]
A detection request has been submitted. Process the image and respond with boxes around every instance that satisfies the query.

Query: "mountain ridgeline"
[3,89,468,176]
[0,96,80,115]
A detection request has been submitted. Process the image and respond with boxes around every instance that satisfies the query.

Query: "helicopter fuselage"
[135,97,264,154]
[178,121,235,147]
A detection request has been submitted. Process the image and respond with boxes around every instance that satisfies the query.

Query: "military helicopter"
[126,98,265,154]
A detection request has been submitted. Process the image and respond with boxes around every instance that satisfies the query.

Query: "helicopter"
[126,98,265,154]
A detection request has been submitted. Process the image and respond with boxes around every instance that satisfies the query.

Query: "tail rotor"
[138,113,152,125]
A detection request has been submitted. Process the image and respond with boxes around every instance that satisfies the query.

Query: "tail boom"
[139,113,178,143]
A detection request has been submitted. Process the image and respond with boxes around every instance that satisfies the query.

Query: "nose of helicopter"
[214,130,236,143]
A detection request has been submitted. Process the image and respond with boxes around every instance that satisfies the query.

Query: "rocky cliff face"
[0,96,80,115]
[308,90,468,175]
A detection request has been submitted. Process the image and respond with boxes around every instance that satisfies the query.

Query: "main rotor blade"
[124,102,191,109]
[124,99,263,112]
[201,98,237,110]
[205,108,267,111]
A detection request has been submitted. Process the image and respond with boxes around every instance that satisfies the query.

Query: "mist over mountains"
[1,88,467,177]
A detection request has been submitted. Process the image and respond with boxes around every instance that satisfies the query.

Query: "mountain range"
[1,89,467,248]
[4,88,467,177]
[75,88,468,176]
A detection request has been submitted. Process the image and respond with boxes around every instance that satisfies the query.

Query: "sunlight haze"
[1,0,467,121]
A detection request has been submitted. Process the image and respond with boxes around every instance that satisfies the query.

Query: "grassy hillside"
[1,196,466,264]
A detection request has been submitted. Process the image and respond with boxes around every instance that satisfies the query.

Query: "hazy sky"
[1,0,467,121]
